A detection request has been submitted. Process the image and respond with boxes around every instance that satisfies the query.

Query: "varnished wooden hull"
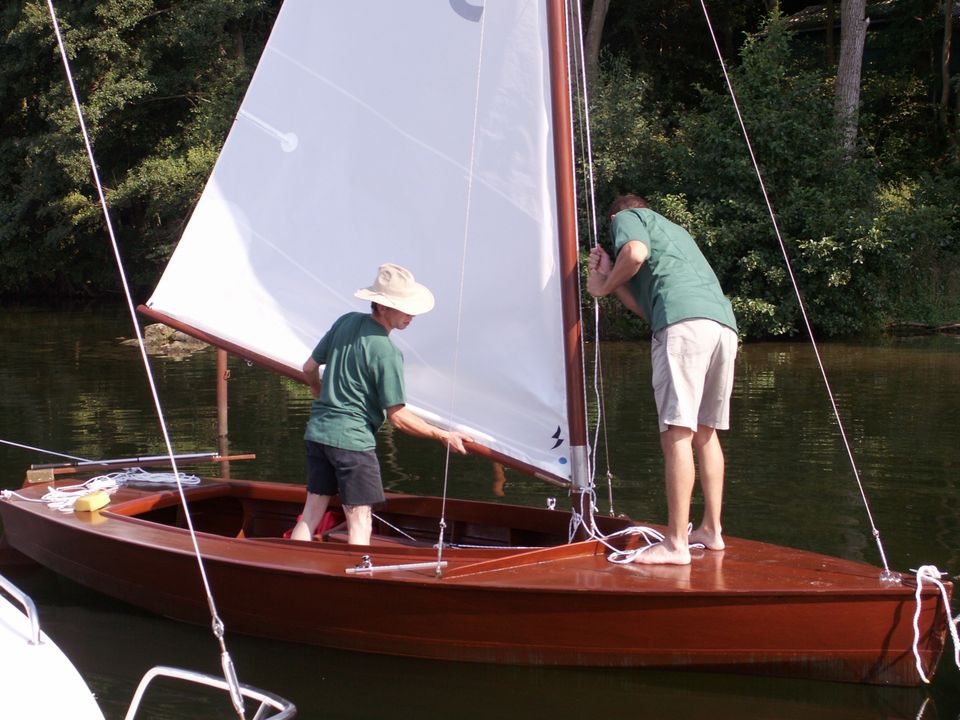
[0,476,950,685]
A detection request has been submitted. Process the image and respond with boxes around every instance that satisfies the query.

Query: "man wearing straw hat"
[290,263,472,545]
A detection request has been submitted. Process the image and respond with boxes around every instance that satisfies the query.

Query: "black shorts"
[304,441,385,506]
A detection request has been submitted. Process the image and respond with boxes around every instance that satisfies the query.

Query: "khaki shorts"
[651,319,737,433]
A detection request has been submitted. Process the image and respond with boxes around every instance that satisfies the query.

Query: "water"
[2,305,959,719]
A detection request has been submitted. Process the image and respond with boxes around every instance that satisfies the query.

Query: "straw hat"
[354,263,435,316]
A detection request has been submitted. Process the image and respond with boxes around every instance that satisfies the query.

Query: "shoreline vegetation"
[0,2,956,340]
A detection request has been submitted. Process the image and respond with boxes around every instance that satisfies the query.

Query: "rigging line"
[432,0,490,576]
[698,1,891,574]
[569,0,614,520]
[0,438,90,463]
[45,4,246,717]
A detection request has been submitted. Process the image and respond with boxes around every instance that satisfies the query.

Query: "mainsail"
[146,1,584,483]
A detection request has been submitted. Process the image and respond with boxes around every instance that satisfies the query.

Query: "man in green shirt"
[290,263,471,545]
[586,195,738,566]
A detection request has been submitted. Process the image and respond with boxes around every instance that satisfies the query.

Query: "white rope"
[562,482,672,563]
[0,438,90,462]
[45,4,245,716]
[0,469,201,512]
[911,565,960,684]
[604,527,667,564]
[97,467,202,486]
[431,0,489,578]
[559,0,620,545]
[2,477,118,512]
[40,477,120,512]
[567,1,614,518]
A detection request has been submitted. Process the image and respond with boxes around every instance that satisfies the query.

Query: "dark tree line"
[0,1,956,338]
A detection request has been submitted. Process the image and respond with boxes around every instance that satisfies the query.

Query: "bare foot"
[688,527,725,551]
[632,541,691,566]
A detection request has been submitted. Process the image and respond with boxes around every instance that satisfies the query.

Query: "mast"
[546,0,590,492]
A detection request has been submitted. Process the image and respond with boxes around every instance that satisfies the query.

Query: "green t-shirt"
[304,312,405,451]
[611,208,738,334]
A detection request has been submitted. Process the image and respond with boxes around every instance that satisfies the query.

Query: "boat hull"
[0,476,950,686]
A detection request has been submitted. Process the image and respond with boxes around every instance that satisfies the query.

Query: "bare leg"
[635,425,694,565]
[344,504,373,545]
[290,492,331,541]
[689,424,725,550]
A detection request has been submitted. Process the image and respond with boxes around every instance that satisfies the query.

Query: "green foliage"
[0,0,279,298]
[875,175,960,325]
[588,15,914,339]
[1,0,955,335]
[594,0,767,109]
[584,54,669,216]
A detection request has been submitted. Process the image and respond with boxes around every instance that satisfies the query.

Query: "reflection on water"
[2,306,959,719]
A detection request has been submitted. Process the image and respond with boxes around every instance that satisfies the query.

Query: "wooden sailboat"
[0,0,952,686]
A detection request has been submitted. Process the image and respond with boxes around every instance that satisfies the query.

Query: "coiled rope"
[0,468,201,513]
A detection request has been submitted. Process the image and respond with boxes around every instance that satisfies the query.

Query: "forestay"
[146,1,576,482]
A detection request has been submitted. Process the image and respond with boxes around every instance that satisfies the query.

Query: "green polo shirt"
[611,208,738,334]
[304,312,405,451]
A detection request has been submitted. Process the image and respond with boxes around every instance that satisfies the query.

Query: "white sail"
[147,0,576,481]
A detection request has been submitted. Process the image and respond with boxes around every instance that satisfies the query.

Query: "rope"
[698,1,891,574]
[372,512,419,543]
[430,0,490,580]
[0,438,90,462]
[1,469,202,513]
[568,0,620,522]
[45,4,245,717]
[561,480,672,563]
[911,566,960,684]
[2,480,113,511]
[41,477,119,512]
[564,0,618,541]
[604,527,667,564]
[97,467,202,486]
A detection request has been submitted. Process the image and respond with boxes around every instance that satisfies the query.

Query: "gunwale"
[0,474,950,685]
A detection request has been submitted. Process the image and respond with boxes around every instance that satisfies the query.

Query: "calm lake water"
[1,305,959,719]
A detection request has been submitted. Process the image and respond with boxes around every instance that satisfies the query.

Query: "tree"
[835,0,868,155]
[0,0,279,298]
[584,0,610,91]
[941,0,955,130]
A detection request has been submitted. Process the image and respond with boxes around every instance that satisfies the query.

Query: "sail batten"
[147,0,582,482]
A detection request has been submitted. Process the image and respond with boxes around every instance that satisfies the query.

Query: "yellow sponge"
[74,490,111,512]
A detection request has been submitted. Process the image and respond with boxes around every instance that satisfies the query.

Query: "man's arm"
[611,284,646,319]
[302,356,321,399]
[386,405,472,454]
[586,241,648,319]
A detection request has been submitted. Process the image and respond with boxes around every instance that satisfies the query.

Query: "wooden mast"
[546,0,590,492]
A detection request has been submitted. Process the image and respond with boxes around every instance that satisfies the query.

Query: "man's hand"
[586,268,609,298]
[388,404,473,454]
[588,246,613,274]
[586,246,613,298]
[444,430,472,455]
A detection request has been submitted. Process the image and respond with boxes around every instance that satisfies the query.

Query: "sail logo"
[450,0,483,22]
[550,426,564,450]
